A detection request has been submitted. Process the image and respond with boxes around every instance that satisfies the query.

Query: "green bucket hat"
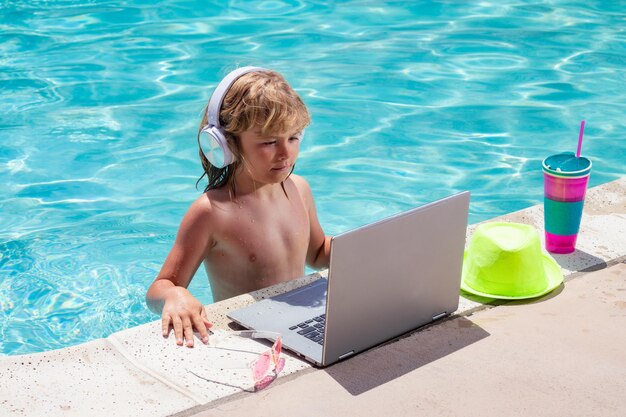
[461,222,563,299]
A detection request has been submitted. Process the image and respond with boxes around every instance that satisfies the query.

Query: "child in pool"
[146,67,331,347]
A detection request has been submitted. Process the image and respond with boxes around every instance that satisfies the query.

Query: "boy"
[146,67,331,347]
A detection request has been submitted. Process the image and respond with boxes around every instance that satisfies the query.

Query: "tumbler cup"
[542,152,592,254]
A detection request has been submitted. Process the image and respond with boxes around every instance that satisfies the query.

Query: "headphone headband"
[206,66,269,127]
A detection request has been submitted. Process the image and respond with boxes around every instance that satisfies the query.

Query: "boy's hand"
[161,287,213,347]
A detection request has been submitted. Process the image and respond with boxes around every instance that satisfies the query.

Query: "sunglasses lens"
[275,357,286,374]
[254,374,276,391]
[251,352,271,382]
[253,357,285,391]
[273,337,282,356]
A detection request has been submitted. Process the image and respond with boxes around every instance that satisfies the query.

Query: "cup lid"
[542,152,591,177]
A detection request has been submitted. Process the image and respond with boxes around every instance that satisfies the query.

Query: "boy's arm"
[145,194,214,346]
[292,175,331,269]
[310,234,331,269]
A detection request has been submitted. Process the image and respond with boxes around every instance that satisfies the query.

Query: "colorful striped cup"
[542,152,592,254]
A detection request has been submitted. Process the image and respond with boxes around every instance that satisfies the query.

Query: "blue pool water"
[1,1,625,356]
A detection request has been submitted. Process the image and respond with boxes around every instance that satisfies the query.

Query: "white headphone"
[199,66,305,168]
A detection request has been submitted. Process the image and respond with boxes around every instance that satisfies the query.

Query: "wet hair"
[196,69,310,197]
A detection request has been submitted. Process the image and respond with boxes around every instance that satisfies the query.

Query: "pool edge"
[1,177,624,416]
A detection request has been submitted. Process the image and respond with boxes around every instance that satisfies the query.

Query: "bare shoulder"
[180,191,222,229]
[187,192,214,217]
[288,174,314,205]
[289,174,313,195]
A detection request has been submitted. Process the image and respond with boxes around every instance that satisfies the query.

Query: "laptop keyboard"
[288,314,325,345]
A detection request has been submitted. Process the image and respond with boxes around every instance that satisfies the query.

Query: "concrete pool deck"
[185,261,626,417]
[1,177,625,417]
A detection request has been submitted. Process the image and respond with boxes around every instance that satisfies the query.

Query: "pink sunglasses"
[189,330,285,391]
[247,332,285,390]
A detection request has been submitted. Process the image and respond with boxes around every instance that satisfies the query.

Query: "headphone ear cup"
[200,126,235,168]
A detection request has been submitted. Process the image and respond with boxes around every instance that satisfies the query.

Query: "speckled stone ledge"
[0,177,624,417]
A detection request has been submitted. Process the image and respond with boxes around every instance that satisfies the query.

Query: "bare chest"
[222,200,310,261]
[206,193,311,296]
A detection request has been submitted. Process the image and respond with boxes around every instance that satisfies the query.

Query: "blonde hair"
[196,69,310,196]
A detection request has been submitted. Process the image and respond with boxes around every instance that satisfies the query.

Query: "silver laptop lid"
[322,191,469,365]
[227,192,470,367]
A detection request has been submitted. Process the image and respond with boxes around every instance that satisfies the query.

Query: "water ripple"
[1,0,626,355]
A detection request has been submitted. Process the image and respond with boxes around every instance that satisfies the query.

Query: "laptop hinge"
[338,351,355,360]
[432,312,447,321]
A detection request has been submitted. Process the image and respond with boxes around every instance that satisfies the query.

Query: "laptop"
[227,191,470,367]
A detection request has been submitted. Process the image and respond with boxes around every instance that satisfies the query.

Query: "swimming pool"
[1,0,625,356]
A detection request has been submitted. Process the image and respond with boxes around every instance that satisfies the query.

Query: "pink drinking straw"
[576,120,585,158]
